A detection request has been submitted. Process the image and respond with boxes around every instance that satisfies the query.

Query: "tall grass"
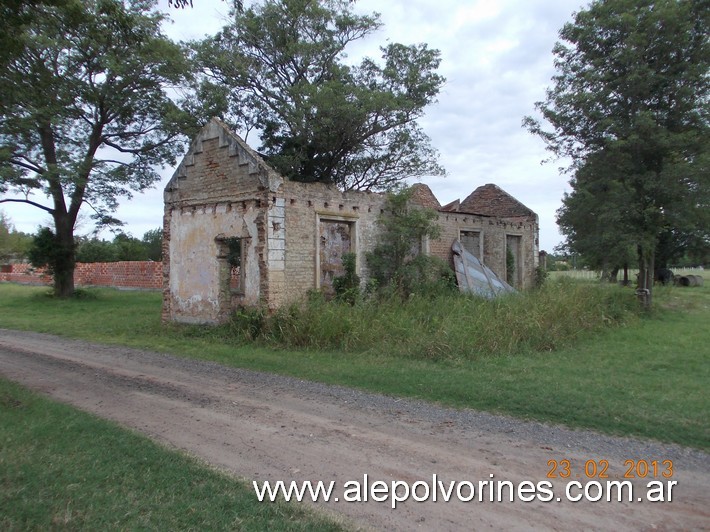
[226,279,640,360]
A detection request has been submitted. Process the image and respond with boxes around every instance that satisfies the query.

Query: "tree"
[194,0,445,191]
[74,230,161,262]
[556,151,637,280]
[366,187,454,296]
[525,0,709,305]
[0,0,192,297]
[0,211,33,263]
[1,1,64,69]
[75,236,119,263]
[142,228,163,261]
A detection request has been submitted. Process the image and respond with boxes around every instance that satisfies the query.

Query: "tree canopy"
[193,0,446,191]
[366,187,454,297]
[0,0,192,296]
[525,0,709,299]
[0,211,33,263]
[73,229,162,263]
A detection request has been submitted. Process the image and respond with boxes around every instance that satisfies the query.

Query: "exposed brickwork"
[460,184,536,217]
[0,261,162,289]
[429,211,538,288]
[281,181,386,306]
[163,119,540,323]
[410,183,441,210]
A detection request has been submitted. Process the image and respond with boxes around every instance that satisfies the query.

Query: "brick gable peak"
[409,183,441,210]
[459,183,535,218]
[166,117,283,195]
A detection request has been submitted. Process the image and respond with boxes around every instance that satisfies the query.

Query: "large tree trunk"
[52,215,76,298]
[637,245,654,309]
[609,266,619,283]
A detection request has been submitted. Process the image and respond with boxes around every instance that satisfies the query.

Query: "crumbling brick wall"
[280,181,386,305]
[162,120,278,322]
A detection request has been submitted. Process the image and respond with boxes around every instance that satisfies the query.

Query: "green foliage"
[366,187,445,295]
[534,264,548,288]
[28,227,74,277]
[223,236,242,269]
[193,0,445,190]
[332,252,360,304]
[75,237,118,263]
[75,230,163,263]
[221,279,640,360]
[525,0,709,296]
[112,233,149,261]
[0,282,707,448]
[0,210,32,262]
[142,228,163,262]
[399,254,457,297]
[0,0,193,296]
[506,246,515,286]
[228,306,268,341]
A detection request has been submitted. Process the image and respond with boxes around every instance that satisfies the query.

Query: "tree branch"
[9,157,44,175]
[0,197,55,214]
[101,139,148,154]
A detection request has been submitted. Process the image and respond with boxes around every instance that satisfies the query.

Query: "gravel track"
[1,328,708,530]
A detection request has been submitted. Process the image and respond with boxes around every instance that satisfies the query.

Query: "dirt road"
[1,329,708,530]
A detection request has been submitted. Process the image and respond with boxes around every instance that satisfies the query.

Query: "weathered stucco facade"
[163,119,538,323]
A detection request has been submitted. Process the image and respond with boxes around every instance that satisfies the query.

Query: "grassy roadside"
[0,282,708,449]
[0,378,345,531]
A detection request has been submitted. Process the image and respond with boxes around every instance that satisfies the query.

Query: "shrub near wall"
[228,279,640,360]
[0,261,162,290]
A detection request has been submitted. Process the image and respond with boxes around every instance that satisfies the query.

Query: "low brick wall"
[0,261,162,290]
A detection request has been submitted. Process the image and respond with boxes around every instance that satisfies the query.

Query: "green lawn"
[0,282,708,449]
[0,378,345,531]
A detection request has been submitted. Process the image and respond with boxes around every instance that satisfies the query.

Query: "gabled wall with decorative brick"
[162,119,282,323]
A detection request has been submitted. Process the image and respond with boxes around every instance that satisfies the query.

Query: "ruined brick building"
[163,119,539,323]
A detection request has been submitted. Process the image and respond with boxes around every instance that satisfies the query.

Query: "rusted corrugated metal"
[452,240,515,298]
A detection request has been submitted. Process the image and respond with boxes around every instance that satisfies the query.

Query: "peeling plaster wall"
[162,118,279,323]
[167,203,261,323]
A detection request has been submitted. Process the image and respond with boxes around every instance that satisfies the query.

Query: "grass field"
[0,280,707,449]
[0,377,345,531]
[549,267,705,281]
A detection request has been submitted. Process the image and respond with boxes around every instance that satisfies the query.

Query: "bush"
[222,279,639,360]
[534,265,549,288]
[399,255,457,297]
[332,252,360,305]
[227,306,268,341]
[366,187,443,297]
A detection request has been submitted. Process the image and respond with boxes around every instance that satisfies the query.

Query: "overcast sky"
[3,0,589,252]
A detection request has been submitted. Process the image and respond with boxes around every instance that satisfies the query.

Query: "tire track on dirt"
[1,329,708,531]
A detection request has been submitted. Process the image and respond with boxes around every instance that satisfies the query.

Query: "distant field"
[550,268,705,281]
